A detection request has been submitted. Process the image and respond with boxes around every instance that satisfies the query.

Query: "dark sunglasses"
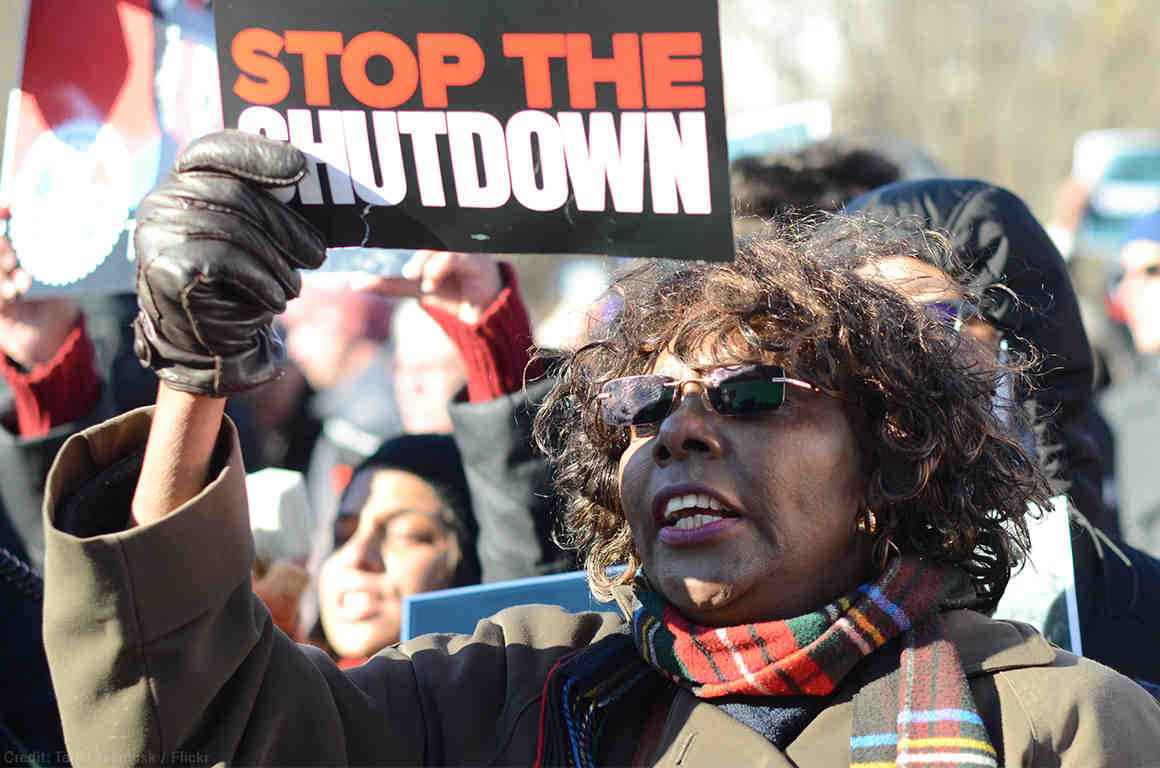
[923,298,983,331]
[595,364,816,427]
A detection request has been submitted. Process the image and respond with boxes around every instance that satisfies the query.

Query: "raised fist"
[132,130,325,396]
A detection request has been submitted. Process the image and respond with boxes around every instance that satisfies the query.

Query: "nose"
[338,528,384,573]
[652,382,725,464]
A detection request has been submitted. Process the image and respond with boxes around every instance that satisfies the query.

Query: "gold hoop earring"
[856,506,878,535]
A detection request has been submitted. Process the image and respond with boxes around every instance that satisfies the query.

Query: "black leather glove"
[132,130,325,396]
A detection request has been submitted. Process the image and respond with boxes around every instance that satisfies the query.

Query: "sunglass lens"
[713,369,786,415]
[599,376,675,426]
[923,301,959,326]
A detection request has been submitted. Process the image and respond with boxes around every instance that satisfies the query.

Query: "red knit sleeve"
[0,315,102,437]
[421,263,545,402]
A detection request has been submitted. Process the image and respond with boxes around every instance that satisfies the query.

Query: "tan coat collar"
[650,691,798,768]
[941,608,1058,675]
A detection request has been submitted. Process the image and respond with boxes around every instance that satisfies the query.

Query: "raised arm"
[41,132,403,767]
[131,386,225,524]
[128,130,324,519]
[362,253,569,579]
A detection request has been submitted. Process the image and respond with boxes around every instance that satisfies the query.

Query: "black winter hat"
[336,433,480,587]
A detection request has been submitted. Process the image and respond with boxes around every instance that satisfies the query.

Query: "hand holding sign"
[0,206,81,368]
[359,250,503,326]
[132,131,326,397]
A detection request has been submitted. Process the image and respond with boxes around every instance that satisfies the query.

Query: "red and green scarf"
[536,557,997,767]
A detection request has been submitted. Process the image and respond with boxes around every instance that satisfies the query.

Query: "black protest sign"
[213,0,733,261]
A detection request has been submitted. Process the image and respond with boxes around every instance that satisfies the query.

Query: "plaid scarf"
[535,557,997,767]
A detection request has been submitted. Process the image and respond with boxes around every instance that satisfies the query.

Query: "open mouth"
[338,590,383,622]
[651,486,744,545]
[661,492,740,530]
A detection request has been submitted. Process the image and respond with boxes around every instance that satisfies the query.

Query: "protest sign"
[993,495,1083,655]
[214,0,733,261]
[0,0,219,296]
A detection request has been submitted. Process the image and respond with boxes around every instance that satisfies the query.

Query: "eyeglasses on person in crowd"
[596,364,817,427]
[922,298,984,332]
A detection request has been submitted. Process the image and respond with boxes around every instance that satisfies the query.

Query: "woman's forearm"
[132,383,227,525]
[423,263,544,401]
[0,315,102,437]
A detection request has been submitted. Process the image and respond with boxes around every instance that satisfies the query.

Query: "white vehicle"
[1072,130,1160,266]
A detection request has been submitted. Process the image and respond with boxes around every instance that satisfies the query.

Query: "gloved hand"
[132,130,326,396]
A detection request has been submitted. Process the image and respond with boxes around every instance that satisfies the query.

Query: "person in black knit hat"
[318,433,478,663]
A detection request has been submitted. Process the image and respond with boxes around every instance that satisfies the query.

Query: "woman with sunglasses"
[39,133,1160,767]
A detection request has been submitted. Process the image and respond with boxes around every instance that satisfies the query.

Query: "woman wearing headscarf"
[845,178,1114,535]
[844,178,1160,686]
[40,134,1160,766]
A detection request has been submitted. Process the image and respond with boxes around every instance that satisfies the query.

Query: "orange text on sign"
[231,29,706,110]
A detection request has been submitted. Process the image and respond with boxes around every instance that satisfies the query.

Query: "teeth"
[662,492,732,525]
[673,512,725,530]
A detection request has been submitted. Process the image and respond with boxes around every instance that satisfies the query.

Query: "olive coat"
[42,409,1160,767]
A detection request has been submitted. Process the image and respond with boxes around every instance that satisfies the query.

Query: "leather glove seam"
[162,194,285,249]
[176,163,307,188]
[177,232,299,302]
[180,275,223,361]
[132,130,319,398]
[163,193,321,274]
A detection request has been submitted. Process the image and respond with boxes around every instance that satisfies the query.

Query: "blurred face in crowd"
[616,345,870,626]
[1117,238,1160,355]
[284,302,353,390]
[318,469,460,658]
[859,257,1020,430]
[392,302,466,433]
[283,288,387,391]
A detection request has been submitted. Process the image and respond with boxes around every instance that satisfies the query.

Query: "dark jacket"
[0,546,65,765]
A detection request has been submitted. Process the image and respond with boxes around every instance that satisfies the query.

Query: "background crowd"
[5,135,1160,764]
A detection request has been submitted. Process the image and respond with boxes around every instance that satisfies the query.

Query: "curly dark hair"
[731,139,901,223]
[533,215,1051,611]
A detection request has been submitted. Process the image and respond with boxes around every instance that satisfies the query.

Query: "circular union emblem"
[9,121,132,286]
